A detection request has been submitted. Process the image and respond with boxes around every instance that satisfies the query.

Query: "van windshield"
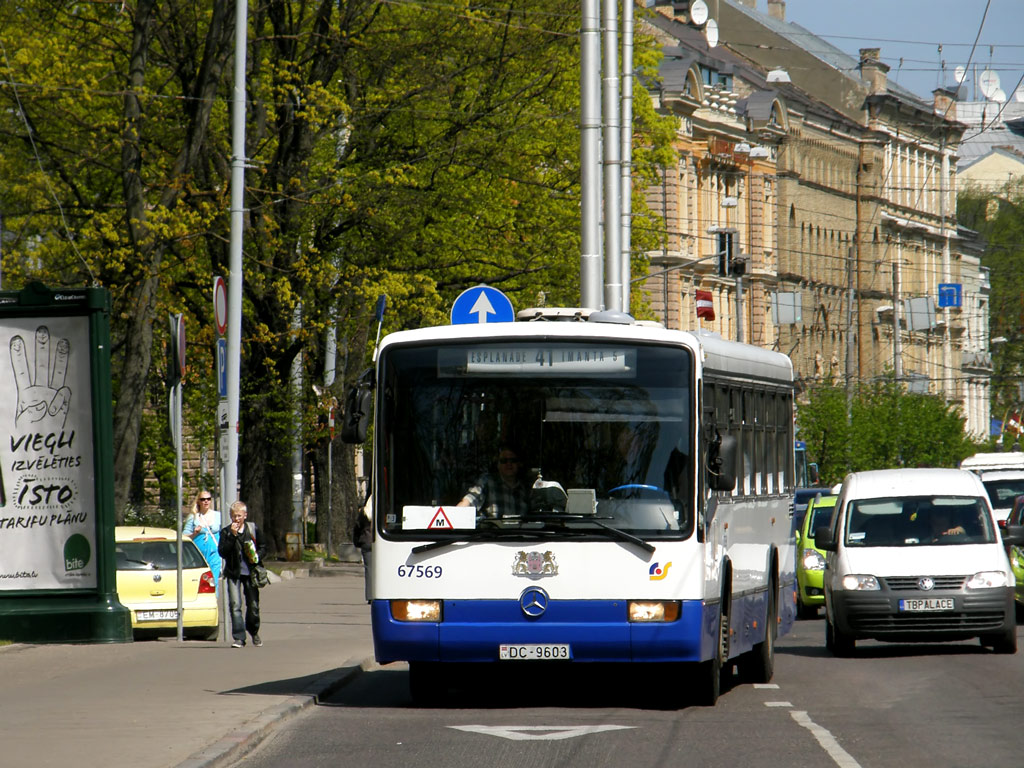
[844,496,996,547]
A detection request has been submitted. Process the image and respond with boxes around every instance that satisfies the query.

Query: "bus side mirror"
[340,368,374,444]
[708,433,737,492]
[808,462,820,485]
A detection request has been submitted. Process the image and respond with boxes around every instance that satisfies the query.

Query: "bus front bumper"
[371,598,714,664]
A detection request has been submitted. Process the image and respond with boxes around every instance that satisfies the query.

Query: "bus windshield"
[377,340,694,540]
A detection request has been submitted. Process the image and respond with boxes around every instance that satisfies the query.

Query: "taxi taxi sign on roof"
[451,285,514,325]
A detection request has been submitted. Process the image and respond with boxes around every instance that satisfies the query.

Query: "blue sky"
[753,0,1024,102]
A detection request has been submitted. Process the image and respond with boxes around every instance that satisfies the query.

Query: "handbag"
[250,563,270,589]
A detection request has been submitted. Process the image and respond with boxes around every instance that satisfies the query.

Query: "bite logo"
[649,561,671,580]
[63,533,91,572]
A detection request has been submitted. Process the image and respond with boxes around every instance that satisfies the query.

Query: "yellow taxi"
[115,526,219,640]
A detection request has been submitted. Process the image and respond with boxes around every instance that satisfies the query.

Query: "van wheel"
[981,625,1017,654]
[826,617,855,657]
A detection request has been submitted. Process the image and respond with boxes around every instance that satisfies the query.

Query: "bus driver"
[457,444,529,518]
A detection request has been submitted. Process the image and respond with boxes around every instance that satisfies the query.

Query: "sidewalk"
[0,562,376,768]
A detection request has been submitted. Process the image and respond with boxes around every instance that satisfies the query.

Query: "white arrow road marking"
[448,725,635,741]
[469,292,496,323]
[791,711,862,768]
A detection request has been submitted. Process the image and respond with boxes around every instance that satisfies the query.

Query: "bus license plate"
[499,644,571,660]
[899,598,954,612]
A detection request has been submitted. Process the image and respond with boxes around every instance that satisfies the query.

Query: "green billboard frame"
[0,282,130,642]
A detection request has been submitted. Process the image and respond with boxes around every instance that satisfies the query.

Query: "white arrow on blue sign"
[451,285,515,325]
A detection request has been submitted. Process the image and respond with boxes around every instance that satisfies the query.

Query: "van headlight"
[840,574,880,591]
[965,571,1010,590]
[801,549,826,571]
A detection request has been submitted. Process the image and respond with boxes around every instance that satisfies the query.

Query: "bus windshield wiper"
[503,513,656,555]
[586,519,656,554]
[411,527,546,554]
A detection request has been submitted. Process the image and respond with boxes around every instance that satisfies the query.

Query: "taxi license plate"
[137,610,178,621]
[499,644,571,660]
[899,598,954,612]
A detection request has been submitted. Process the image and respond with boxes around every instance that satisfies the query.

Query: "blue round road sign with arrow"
[451,285,514,325]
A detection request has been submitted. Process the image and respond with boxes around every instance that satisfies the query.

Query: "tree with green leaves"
[0,1,676,553]
[798,376,980,486]
[958,179,1024,426]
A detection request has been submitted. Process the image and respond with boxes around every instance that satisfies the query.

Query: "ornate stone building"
[642,0,989,438]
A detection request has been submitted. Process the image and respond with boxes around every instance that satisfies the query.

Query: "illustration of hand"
[10,326,72,431]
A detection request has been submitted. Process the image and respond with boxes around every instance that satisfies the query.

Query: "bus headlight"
[390,599,442,622]
[840,574,879,591]
[966,571,1010,590]
[628,600,680,622]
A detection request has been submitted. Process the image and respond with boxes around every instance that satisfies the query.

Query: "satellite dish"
[1014,86,1024,103]
[954,66,966,84]
[978,69,1001,99]
[704,18,719,48]
[992,88,1007,103]
[689,0,709,26]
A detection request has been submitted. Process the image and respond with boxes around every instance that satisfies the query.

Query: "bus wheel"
[694,601,728,706]
[408,661,445,707]
[739,583,776,684]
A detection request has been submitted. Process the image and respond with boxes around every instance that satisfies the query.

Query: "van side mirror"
[340,368,374,444]
[708,433,737,492]
[814,526,837,552]
[1002,524,1024,547]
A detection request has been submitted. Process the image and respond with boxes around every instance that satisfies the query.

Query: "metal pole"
[602,0,621,312]
[174,380,183,642]
[224,0,248,510]
[580,0,602,310]
[893,235,903,379]
[620,0,634,313]
[290,302,303,541]
[323,313,337,559]
[735,274,745,343]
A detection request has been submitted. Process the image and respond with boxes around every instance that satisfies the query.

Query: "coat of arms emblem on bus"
[512,550,558,577]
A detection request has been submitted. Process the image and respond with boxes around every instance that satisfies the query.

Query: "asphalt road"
[227,616,1024,768]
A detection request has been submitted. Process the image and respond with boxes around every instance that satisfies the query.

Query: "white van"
[815,468,1023,656]
[959,451,1024,524]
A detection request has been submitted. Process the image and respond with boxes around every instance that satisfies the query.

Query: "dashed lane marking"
[791,710,863,768]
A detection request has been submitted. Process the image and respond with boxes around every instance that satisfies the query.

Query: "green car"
[796,493,838,619]
[1006,494,1024,617]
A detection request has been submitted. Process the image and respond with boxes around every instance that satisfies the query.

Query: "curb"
[175,655,375,768]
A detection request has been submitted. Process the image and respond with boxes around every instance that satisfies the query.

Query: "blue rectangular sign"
[937,283,961,308]
[216,337,227,398]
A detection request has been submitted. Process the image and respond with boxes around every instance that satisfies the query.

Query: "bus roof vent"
[516,307,592,322]
[587,310,635,325]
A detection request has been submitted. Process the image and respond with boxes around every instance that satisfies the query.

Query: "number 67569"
[397,564,443,578]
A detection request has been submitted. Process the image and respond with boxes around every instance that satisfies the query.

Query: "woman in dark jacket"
[218,500,267,647]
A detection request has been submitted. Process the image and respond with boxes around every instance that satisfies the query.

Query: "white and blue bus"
[343,310,797,706]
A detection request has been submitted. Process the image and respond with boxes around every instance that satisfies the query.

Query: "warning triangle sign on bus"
[428,507,455,529]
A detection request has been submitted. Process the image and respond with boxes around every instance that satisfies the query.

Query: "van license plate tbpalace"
[899,598,954,612]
